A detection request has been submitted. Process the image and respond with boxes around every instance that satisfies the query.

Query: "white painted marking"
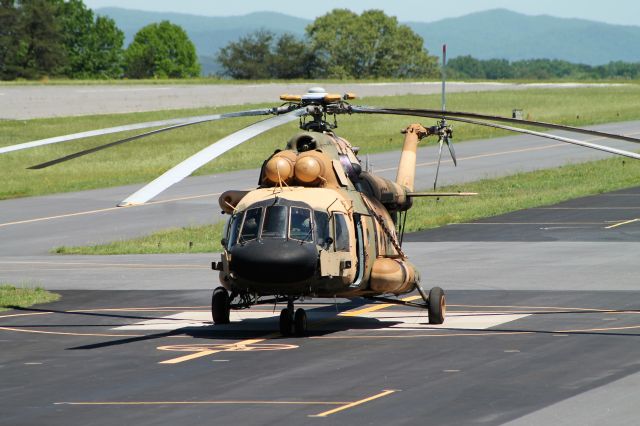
[113,310,529,331]
[24,362,43,365]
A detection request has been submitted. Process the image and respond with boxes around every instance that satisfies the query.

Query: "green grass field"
[53,154,640,255]
[0,284,60,312]
[3,86,640,200]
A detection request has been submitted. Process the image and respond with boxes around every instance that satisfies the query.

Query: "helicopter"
[3,82,640,337]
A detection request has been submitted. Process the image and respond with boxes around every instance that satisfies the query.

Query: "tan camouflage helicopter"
[3,82,640,337]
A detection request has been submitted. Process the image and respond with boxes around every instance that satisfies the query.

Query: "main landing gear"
[415,285,445,324]
[211,286,231,324]
[279,297,307,337]
[211,288,308,336]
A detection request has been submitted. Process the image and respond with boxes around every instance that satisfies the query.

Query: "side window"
[240,207,262,242]
[226,213,243,248]
[314,211,330,245]
[290,207,312,242]
[334,213,350,252]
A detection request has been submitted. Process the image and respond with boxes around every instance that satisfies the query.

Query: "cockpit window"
[290,207,312,242]
[240,207,262,242]
[314,211,330,245]
[227,213,243,248]
[262,205,287,238]
[334,213,350,251]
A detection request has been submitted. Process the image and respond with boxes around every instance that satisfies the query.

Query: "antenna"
[441,44,447,118]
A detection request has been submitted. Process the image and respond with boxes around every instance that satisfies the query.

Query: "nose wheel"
[279,298,307,336]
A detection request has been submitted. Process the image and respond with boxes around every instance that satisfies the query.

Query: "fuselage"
[216,130,421,299]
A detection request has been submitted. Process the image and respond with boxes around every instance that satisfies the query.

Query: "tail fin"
[396,124,427,192]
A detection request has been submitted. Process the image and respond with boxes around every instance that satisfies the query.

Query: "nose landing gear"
[279,298,307,336]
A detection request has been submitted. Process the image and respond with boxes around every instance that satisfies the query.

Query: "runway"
[0,81,625,119]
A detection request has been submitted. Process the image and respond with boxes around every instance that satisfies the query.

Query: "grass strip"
[0,284,60,312]
[53,222,225,255]
[52,155,640,255]
[3,86,640,200]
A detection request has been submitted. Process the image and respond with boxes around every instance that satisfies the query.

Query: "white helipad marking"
[356,311,530,331]
[113,310,529,331]
[113,311,276,330]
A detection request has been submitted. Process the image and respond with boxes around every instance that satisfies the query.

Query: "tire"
[279,308,293,336]
[211,287,230,324]
[294,308,307,337]
[428,286,446,324]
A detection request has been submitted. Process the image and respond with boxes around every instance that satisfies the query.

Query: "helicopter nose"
[230,239,317,283]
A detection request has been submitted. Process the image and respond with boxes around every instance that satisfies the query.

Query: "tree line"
[448,56,640,80]
[0,0,199,80]
[2,2,639,81]
[217,9,439,80]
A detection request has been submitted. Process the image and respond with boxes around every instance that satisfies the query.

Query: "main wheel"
[279,308,293,336]
[428,286,446,324]
[211,287,230,324]
[294,308,307,336]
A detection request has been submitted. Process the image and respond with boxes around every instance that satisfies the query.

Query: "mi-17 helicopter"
[3,82,640,337]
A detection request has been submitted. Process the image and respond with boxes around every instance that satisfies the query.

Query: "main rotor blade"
[350,106,640,161]
[350,106,640,145]
[118,108,306,207]
[0,108,278,155]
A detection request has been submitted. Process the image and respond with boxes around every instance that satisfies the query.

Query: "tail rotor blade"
[445,136,457,166]
[434,138,444,190]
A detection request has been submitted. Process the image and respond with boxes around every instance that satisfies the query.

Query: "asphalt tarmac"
[1,189,638,426]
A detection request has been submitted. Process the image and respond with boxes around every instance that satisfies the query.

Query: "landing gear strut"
[279,297,307,336]
[211,286,231,324]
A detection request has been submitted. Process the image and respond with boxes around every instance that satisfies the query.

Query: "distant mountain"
[96,7,640,76]
[408,9,640,65]
[96,8,308,75]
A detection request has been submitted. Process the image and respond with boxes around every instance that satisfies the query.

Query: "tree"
[0,0,20,79]
[306,9,438,79]
[59,0,124,78]
[125,21,200,79]
[217,30,274,79]
[12,0,66,79]
[217,30,313,79]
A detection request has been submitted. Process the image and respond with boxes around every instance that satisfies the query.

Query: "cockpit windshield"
[230,204,320,245]
[262,205,287,238]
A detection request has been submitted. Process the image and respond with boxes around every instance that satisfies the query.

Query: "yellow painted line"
[0,261,207,269]
[557,324,640,333]
[0,311,52,319]
[340,296,422,317]
[309,390,398,417]
[536,207,640,210]
[311,331,533,339]
[159,334,279,364]
[453,222,605,225]
[0,326,141,337]
[449,304,640,313]
[0,191,222,228]
[376,143,566,173]
[56,401,340,406]
[605,218,640,229]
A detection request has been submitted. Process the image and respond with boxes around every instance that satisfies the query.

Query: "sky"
[82,0,640,26]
